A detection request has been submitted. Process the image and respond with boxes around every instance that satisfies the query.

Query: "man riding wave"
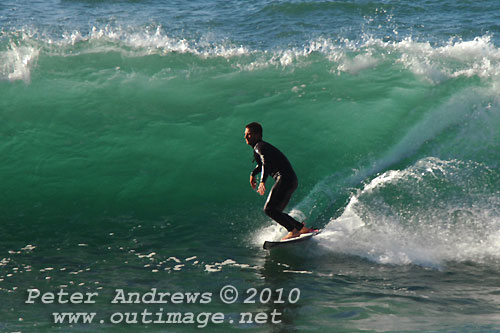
[245,122,313,240]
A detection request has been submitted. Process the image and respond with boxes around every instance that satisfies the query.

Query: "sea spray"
[317,158,500,267]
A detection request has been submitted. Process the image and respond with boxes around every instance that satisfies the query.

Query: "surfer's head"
[244,122,262,146]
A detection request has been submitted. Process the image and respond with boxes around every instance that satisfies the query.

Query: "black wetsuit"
[251,140,304,232]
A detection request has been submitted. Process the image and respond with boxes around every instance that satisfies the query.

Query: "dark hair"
[245,122,263,136]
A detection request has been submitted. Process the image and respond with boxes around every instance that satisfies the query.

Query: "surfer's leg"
[275,178,296,212]
[263,178,304,233]
[273,178,313,239]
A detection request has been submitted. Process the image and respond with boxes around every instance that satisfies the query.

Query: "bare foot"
[298,226,314,235]
[281,230,300,240]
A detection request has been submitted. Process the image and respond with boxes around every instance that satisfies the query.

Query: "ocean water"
[1,0,500,332]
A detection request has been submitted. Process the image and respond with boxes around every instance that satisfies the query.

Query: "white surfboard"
[263,230,321,250]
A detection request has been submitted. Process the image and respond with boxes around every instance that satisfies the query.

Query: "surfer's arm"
[250,152,261,190]
[254,143,269,184]
[251,145,267,195]
[251,164,261,177]
[254,146,268,195]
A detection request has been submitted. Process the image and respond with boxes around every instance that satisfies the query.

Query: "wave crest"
[3,25,500,82]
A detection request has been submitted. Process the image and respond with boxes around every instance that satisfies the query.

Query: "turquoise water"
[1,1,500,332]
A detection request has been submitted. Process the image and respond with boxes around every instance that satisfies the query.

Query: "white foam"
[253,223,286,246]
[282,270,313,274]
[167,256,181,263]
[203,258,260,273]
[55,25,253,59]
[252,208,307,246]
[287,35,500,80]
[393,36,500,82]
[4,24,500,83]
[0,43,38,83]
[337,52,379,74]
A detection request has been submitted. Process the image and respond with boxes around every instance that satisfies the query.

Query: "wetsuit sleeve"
[254,144,269,183]
[251,152,261,177]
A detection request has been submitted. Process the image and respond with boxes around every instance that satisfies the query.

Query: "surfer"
[245,122,313,240]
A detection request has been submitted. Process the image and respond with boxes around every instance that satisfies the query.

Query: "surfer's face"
[244,127,261,146]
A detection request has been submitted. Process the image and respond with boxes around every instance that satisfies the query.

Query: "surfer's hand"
[250,175,257,190]
[257,182,266,195]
